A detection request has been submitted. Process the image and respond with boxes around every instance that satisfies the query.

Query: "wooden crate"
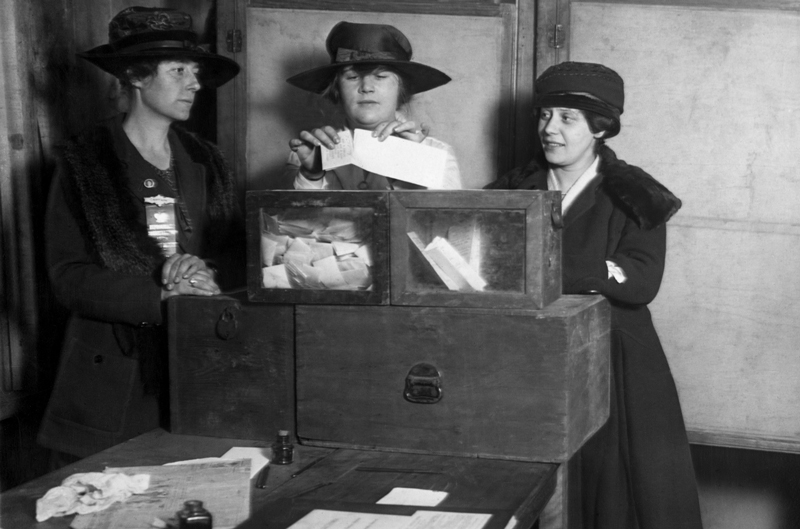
[167,292,295,441]
[390,190,562,309]
[246,190,390,305]
[295,296,609,463]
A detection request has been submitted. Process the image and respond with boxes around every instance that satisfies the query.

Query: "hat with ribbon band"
[286,21,451,95]
[78,6,240,88]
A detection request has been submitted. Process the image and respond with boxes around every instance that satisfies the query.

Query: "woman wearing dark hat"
[278,21,462,190]
[38,6,243,459]
[487,62,703,529]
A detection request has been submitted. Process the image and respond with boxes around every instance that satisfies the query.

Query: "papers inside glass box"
[260,207,374,291]
[404,209,526,294]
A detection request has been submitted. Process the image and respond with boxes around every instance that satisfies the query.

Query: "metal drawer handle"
[404,363,442,404]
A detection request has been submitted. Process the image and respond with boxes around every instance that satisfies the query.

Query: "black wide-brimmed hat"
[78,6,240,88]
[286,21,451,95]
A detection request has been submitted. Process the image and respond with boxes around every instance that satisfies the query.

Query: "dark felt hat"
[78,6,240,88]
[286,21,451,95]
[534,62,625,122]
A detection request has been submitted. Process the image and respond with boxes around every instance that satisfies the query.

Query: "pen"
[255,464,270,489]
[291,458,322,478]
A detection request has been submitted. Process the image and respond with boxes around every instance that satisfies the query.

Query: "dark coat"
[487,145,702,529]
[38,115,243,458]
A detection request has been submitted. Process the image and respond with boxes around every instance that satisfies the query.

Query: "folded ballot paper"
[322,129,447,188]
[261,208,373,291]
[408,223,486,292]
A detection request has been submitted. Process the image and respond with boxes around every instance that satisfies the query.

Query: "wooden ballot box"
[295,297,609,463]
[167,292,295,441]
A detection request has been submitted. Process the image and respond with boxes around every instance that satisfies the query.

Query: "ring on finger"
[189,278,197,286]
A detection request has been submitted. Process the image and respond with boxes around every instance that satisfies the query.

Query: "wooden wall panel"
[569,1,800,451]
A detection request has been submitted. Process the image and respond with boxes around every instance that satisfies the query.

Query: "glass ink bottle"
[272,430,294,465]
[177,499,212,528]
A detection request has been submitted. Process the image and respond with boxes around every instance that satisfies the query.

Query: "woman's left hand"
[161,253,216,291]
[373,120,429,143]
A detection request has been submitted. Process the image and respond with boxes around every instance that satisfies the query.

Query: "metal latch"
[215,304,241,340]
[226,29,242,53]
[404,363,443,404]
[549,24,565,49]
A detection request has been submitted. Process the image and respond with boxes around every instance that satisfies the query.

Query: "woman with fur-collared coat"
[486,62,702,529]
[37,6,243,459]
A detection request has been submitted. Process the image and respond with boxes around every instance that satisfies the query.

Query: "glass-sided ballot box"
[246,191,390,305]
[390,190,562,309]
[246,189,562,309]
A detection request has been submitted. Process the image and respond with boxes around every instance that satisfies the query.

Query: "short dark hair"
[321,64,411,107]
[583,109,620,140]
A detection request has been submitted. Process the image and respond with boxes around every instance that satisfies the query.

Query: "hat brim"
[286,60,451,95]
[78,45,240,88]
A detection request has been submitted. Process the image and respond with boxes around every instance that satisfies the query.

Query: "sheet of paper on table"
[288,509,493,529]
[322,129,447,188]
[377,487,448,506]
[70,460,250,529]
[164,446,270,478]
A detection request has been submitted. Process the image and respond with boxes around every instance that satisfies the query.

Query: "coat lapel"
[171,131,207,247]
[563,176,602,228]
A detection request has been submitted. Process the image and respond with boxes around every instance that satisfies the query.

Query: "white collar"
[547,155,600,214]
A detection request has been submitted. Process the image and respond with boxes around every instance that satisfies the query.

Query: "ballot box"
[390,190,562,309]
[167,292,295,441]
[294,295,610,463]
[246,190,390,305]
[246,189,562,310]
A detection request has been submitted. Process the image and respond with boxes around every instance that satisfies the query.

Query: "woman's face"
[338,66,401,130]
[133,60,201,123]
[537,107,602,172]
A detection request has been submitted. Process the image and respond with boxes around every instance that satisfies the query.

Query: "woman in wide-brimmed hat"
[38,6,244,460]
[486,62,702,529]
[278,21,462,190]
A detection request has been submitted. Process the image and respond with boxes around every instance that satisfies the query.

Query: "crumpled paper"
[35,471,150,522]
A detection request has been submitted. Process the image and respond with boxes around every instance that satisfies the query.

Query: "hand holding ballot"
[321,130,448,189]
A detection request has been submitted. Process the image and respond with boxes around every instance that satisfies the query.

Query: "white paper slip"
[321,129,356,169]
[287,509,410,529]
[322,129,447,188]
[377,487,449,506]
[405,511,493,529]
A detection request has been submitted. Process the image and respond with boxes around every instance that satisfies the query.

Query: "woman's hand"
[160,254,220,296]
[289,126,341,177]
[373,120,428,143]
[161,269,220,300]
[160,268,220,300]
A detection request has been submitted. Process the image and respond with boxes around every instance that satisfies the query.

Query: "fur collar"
[486,145,681,230]
[60,116,237,276]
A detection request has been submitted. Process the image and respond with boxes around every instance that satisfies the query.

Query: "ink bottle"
[272,430,294,465]
[177,499,212,528]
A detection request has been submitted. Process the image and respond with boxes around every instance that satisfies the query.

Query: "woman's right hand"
[289,126,341,177]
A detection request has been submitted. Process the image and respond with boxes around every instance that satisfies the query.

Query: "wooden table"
[1,429,558,528]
